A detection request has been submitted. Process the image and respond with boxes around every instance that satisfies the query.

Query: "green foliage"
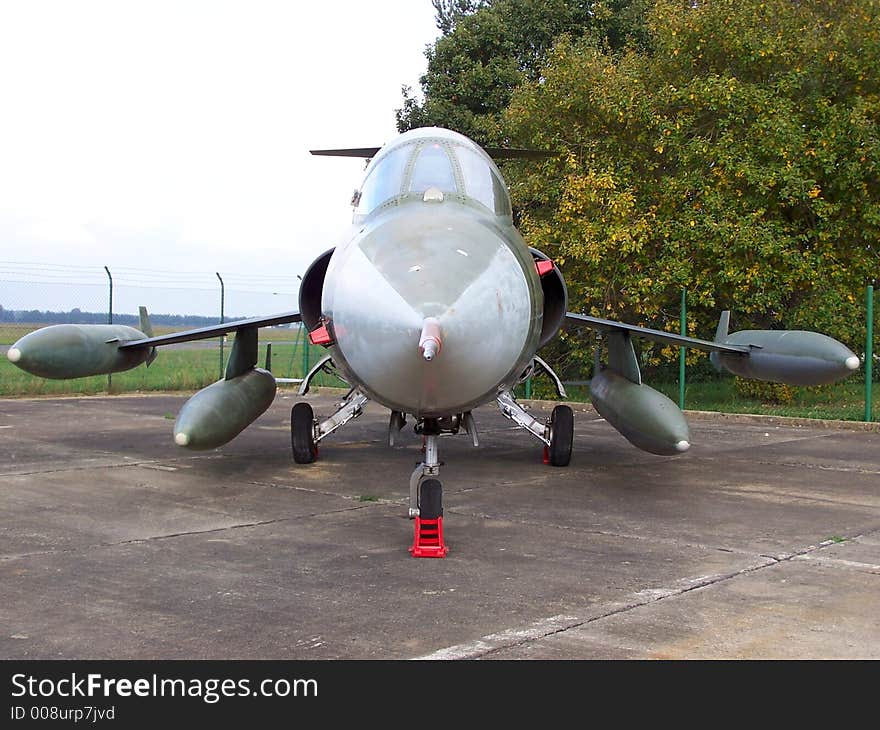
[503,0,880,367]
[431,1,490,35]
[733,377,794,404]
[397,0,650,144]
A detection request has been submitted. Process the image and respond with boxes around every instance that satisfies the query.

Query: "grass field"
[2,323,874,421]
[560,378,875,422]
[0,341,346,397]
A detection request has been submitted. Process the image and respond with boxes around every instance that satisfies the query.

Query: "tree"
[503,0,880,373]
[397,0,650,145]
[432,0,489,35]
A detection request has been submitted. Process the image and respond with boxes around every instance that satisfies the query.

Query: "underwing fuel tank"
[590,369,691,456]
[173,368,276,450]
[710,316,859,386]
[7,324,152,379]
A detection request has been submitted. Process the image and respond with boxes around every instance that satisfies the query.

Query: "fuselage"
[320,128,544,417]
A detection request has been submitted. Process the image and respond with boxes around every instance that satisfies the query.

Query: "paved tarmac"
[1,392,878,659]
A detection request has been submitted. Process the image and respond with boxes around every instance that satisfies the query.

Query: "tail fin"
[714,311,730,342]
[138,306,157,366]
[139,306,155,338]
[710,311,731,372]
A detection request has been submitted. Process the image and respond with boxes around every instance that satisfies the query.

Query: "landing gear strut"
[290,388,370,463]
[408,417,449,557]
[409,418,441,519]
[496,389,574,467]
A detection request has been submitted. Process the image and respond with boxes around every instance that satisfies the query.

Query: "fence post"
[867,284,874,423]
[679,288,686,410]
[105,266,113,393]
[216,272,225,379]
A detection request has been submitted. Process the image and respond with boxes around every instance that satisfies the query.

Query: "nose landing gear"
[408,418,450,558]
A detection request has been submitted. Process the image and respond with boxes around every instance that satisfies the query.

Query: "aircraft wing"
[564,312,750,356]
[118,311,302,350]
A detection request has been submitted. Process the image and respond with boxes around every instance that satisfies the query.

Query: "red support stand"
[543,445,550,465]
[409,517,449,558]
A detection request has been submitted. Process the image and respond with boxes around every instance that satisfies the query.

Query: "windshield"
[355,136,512,217]
[410,143,456,192]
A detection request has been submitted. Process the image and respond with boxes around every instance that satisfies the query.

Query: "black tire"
[291,402,317,464]
[419,479,443,519]
[548,404,573,467]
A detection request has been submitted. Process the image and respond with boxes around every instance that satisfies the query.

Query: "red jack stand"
[543,445,550,464]
[409,516,449,558]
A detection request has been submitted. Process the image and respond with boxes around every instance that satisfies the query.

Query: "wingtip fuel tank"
[710,315,859,386]
[8,324,154,379]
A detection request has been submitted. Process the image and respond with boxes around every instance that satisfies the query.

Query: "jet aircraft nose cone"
[845,355,860,371]
[7,347,21,363]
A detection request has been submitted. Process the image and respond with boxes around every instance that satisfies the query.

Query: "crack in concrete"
[444,506,774,560]
[0,504,370,563]
[242,478,410,507]
[415,535,864,660]
[712,485,880,511]
[745,460,880,477]
[0,453,227,478]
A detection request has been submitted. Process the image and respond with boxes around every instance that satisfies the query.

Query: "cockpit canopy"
[355,128,513,218]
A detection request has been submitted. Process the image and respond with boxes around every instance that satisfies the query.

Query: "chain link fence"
[1,264,877,421]
[0,263,342,396]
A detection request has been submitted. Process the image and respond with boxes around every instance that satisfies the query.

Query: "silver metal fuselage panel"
[322,199,542,417]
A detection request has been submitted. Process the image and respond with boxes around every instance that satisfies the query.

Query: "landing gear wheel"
[291,402,317,464]
[548,404,573,467]
[418,479,443,519]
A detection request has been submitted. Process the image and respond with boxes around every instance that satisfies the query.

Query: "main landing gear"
[496,389,573,466]
[290,388,369,463]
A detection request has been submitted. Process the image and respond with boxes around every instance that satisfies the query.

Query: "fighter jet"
[7,127,860,556]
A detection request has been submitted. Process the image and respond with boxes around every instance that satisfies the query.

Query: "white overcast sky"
[0,0,439,314]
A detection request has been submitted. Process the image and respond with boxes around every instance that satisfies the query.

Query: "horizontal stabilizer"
[311,146,555,161]
[310,147,381,158]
